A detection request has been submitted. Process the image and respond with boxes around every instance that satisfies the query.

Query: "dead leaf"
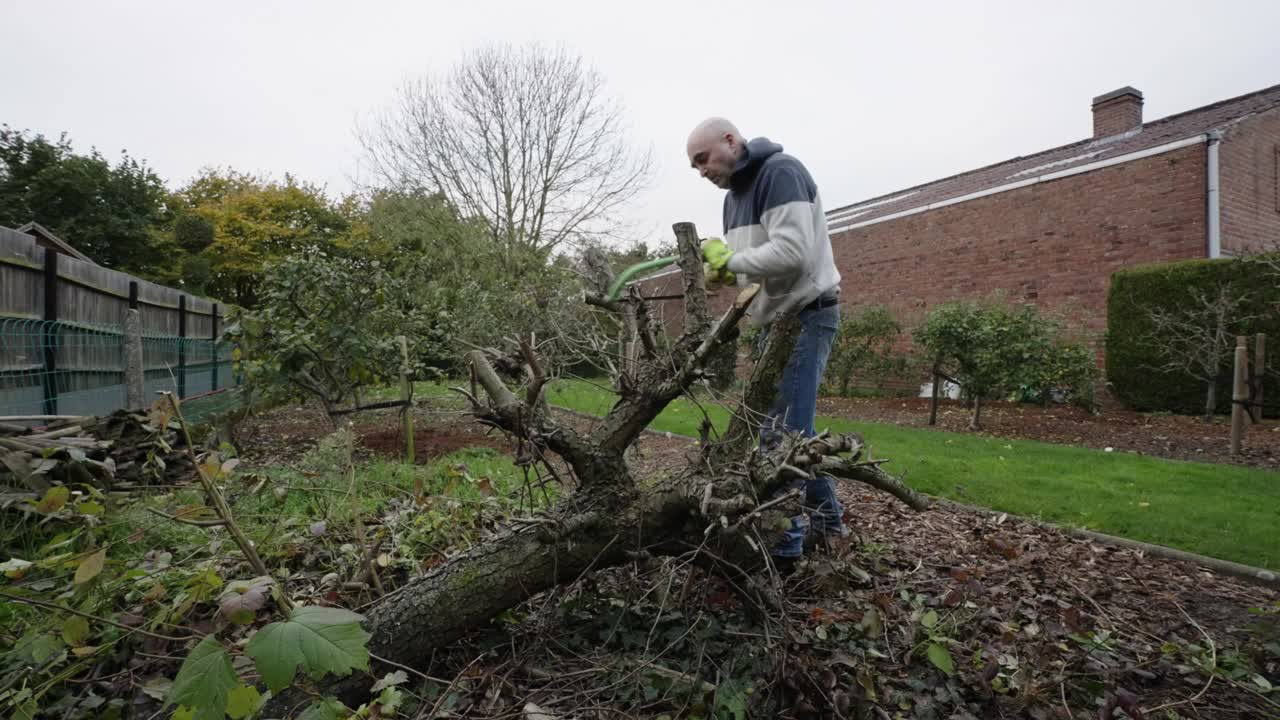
[524,702,557,720]
[74,548,106,585]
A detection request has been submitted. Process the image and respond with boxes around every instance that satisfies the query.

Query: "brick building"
[639,82,1280,383]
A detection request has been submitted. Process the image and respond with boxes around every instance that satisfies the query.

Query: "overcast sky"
[3,0,1278,249]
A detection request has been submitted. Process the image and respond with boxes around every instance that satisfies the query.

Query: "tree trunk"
[1204,380,1216,424]
[970,395,983,430]
[928,367,940,427]
[265,223,929,715]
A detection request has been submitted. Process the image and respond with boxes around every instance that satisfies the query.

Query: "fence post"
[210,303,220,392]
[177,295,187,399]
[1231,335,1248,454]
[125,282,144,409]
[399,336,414,464]
[41,248,59,415]
[1252,333,1266,423]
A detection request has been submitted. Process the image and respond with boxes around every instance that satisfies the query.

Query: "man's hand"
[701,237,735,285]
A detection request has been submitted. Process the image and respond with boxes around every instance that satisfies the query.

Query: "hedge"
[1105,255,1280,414]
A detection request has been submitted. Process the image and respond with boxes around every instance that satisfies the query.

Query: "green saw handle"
[606,255,680,301]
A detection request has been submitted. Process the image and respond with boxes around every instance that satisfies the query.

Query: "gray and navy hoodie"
[722,137,841,326]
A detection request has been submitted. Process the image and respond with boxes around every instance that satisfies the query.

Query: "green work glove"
[701,237,735,284]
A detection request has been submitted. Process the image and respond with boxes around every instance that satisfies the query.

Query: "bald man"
[687,118,845,567]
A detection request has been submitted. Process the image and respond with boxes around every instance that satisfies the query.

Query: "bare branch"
[358,43,653,258]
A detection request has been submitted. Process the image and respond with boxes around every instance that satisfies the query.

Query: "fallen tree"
[267,223,929,715]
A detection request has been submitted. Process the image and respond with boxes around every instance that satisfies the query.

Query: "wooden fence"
[0,226,236,418]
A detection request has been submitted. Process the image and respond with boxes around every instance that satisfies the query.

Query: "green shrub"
[916,294,1099,427]
[1105,255,1280,414]
[822,304,914,397]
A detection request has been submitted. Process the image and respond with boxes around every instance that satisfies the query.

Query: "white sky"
[3,0,1278,250]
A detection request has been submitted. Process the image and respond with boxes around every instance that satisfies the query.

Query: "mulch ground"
[817,395,1280,470]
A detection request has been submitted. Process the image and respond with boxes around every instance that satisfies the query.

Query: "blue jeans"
[756,302,844,558]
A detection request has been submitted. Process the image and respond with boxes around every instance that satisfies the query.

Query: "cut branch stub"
[673,222,710,342]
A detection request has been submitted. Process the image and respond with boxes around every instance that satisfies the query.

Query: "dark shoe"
[772,555,800,576]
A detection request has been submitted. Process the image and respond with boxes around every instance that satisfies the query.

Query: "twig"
[163,393,279,601]
[420,654,483,719]
[1143,601,1216,715]
[145,506,227,528]
[343,427,384,597]
[368,652,453,685]
[0,590,196,643]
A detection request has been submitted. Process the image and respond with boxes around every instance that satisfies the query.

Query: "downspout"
[1206,129,1223,258]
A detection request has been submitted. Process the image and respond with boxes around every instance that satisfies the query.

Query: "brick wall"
[1220,106,1280,255]
[639,143,1210,385]
[828,144,1208,348]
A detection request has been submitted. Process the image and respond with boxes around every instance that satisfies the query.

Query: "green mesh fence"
[0,317,242,422]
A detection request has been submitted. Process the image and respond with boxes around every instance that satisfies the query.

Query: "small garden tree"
[1143,283,1257,423]
[224,250,453,425]
[822,304,911,397]
[915,296,1098,429]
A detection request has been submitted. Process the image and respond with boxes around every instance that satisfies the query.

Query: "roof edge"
[829,133,1209,235]
[826,82,1280,217]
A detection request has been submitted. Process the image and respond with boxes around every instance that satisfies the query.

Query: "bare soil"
[817,395,1280,470]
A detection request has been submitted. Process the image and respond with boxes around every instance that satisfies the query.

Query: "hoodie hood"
[729,137,784,191]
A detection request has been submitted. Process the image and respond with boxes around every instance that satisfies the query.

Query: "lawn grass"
[417,378,1280,570]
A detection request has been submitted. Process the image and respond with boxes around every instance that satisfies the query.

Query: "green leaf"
[245,605,370,693]
[172,707,194,720]
[921,610,939,629]
[11,698,38,720]
[61,616,90,646]
[926,642,955,676]
[370,670,408,693]
[297,698,347,720]
[168,636,239,720]
[74,548,106,585]
[225,684,262,719]
[77,500,104,516]
[28,634,64,664]
[36,486,70,514]
[376,686,404,712]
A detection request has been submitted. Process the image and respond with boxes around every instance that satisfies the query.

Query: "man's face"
[688,133,740,189]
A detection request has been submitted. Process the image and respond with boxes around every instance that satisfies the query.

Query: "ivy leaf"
[376,687,404,712]
[172,707,195,720]
[74,548,106,585]
[168,636,239,720]
[370,670,408,693]
[297,698,348,720]
[245,606,370,693]
[61,616,90,646]
[36,486,70,514]
[920,610,939,629]
[225,684,263,719]
[926,642,955,676]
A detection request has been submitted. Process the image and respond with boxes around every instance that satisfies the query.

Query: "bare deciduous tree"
[1145,284,1257,422]
[358,43,653,263]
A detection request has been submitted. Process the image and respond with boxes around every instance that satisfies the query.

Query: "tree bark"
[1204,380,1216,424]
[970,395,983,430]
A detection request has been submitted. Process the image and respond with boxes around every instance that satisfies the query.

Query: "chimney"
[1092,86,1144,138]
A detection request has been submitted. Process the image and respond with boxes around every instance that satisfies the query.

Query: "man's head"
[687,117,744,189]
